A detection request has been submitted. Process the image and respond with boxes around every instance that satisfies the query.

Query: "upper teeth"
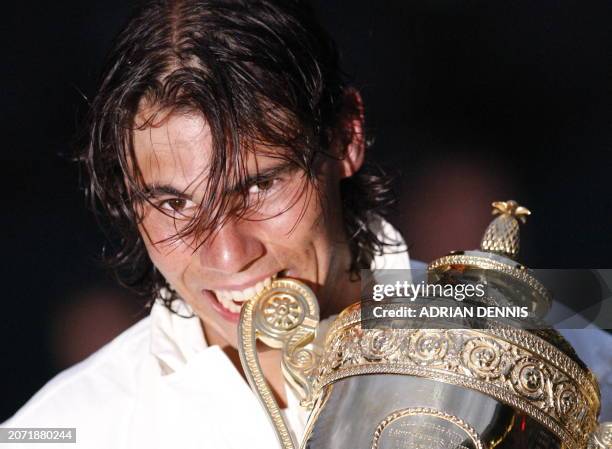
[214,274,276,313]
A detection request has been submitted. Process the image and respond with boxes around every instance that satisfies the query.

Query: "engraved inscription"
[372,407,484,449]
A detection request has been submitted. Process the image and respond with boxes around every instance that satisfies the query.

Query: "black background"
[1,1,611,421]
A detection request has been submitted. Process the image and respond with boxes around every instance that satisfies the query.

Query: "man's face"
[132,110,358,349]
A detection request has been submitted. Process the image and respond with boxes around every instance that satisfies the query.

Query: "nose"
[199,219,266,274]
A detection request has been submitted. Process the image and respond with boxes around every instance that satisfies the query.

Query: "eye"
[162,198,186,211]
[247,178,280,195]
[159,198,195,215]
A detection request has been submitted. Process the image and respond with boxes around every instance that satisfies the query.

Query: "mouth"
[204,271,285,322]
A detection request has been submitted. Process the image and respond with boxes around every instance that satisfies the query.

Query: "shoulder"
[370,217,411,270]
[4,316,154,426]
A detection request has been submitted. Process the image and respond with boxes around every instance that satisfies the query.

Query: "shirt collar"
[149,299,207,375]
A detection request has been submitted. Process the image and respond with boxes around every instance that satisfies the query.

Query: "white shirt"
[3,220,610,448]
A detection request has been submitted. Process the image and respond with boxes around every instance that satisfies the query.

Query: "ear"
[337,89,366,179]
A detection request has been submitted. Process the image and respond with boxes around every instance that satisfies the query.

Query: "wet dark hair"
[82,0,395,311]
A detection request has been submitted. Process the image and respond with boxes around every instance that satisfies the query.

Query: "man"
[4,1,410,447]
[5,1,610,447]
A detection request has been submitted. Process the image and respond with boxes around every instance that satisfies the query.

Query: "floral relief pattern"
[314,324,599,449]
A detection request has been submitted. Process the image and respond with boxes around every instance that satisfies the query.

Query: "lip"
[203,289,242,323]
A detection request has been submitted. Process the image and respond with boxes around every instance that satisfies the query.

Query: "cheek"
[266,184,321,233]
[138,214,193,281]
[256,185,335,257]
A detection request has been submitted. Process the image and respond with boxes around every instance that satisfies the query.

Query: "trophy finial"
[480,200,531,259]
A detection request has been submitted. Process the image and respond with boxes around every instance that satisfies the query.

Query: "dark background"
[1,1,611,421]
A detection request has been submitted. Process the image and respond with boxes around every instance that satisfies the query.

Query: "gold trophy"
[238,201,610,448]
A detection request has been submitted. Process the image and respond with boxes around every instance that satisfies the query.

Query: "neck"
[319,268,363,321]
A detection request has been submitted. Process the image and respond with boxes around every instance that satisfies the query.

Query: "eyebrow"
[143,184,189,199]
[142,160,297,199]
[241,160,296,189]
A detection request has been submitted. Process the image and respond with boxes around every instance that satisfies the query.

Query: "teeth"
[233,290,245,302]
[213,274,277,313]
[243,287,256,299]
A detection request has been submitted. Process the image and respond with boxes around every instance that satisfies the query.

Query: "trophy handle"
[238,278,320,449]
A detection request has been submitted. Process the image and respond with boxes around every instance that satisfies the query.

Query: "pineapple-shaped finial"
[480,200,531,259]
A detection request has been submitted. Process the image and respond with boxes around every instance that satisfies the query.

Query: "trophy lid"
[427,200,593,366]
[427,200,552,316]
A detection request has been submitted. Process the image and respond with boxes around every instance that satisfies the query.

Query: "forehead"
[131,108,297,195]
[132,110,212,189]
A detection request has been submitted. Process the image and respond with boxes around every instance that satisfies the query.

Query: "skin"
[132,95,365,405]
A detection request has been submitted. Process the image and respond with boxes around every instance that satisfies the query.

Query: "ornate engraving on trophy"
[371,407,484,449]
[259,292,306,331]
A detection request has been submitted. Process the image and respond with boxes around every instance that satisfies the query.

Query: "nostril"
[200,224,266,274]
